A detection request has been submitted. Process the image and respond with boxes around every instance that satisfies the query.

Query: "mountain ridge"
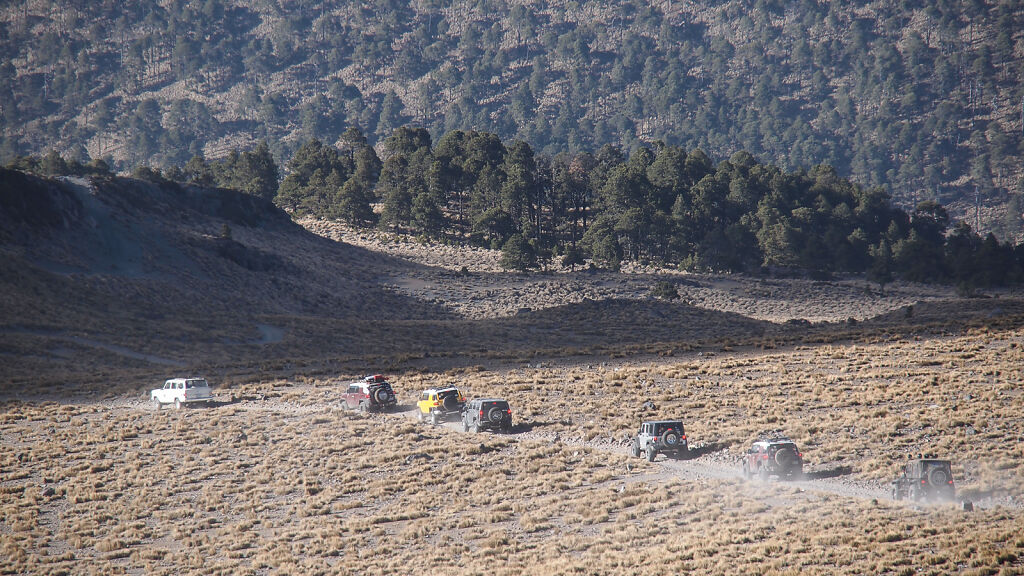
[1,0,1021,235]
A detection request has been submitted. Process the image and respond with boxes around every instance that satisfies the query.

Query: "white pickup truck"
[151,378,214,410]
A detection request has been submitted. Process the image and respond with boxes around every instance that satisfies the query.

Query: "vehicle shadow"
[804,465,854,479]
[509,420,555,434]
[218,393,272,404]
[687,441,731,458]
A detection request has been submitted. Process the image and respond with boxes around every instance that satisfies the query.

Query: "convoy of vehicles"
[151,373,964,506]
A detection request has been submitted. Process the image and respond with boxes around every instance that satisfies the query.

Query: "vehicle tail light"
[762,454,769,460]
[797,453,802,458]
[922,480,927,484]
[681,435,686,440]
[479,410,484,418]
[653,437,658,442]
[948,480,954,484]
[507,409,512,414]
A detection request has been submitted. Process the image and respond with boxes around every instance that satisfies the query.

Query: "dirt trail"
[226,397,905,504]
[45,391,983,512]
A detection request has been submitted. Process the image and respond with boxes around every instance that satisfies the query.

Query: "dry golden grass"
[393,328,1024,498]
[3,326,1023,575]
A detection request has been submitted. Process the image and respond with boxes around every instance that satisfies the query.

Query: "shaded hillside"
[4,168,1024,395]
[0,168,454,390]
[1,1,1022,234]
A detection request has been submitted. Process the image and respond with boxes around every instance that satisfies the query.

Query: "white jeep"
[151,377,214,410]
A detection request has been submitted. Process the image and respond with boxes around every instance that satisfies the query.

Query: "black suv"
[630,420,688,462]
[891,458,956,502]
[742,437,804,480]
[463,398,513,433]
[343,374,397,412]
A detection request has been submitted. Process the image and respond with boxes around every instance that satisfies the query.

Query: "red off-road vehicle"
[343,374,398,412]
[742,437,804,480]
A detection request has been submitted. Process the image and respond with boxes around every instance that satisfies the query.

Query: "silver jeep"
[631,420,689,462]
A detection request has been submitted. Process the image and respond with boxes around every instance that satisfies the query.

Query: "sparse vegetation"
[2,327,1023,575]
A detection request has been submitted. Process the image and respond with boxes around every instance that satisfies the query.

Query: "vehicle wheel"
[174,398,182,410]
[759,467,770,481]
[646,446,656,462]
[463,419,470,432]
[431,411,439,426]
[892,487,900,501]
[152,397,161,411]
[742,461,750,479]
[910,487,920,502]
[472,423,479,433]
[358,402,366,413]
[418,410,424,422]
[501,423,511,434]
[631,439,641,458]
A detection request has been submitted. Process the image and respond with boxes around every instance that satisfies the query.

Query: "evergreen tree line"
[13,127,1022,291]
[2,0,1021,234]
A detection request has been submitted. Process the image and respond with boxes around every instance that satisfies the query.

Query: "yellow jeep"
[417,386,466,425]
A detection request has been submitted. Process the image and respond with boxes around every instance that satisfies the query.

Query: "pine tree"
[499,233,536,272]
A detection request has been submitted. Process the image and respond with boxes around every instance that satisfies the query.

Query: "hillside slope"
[1,1,1022,233]
[0,168,453,390]
[4,168,1024,394]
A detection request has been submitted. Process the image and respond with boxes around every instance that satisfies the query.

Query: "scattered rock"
[404,453,433,464]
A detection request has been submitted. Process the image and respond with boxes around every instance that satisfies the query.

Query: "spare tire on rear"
[662,431,679,447]
[488,407,505,423]
[373,388,388,404]
[775,448,797,469]
[442,395,458,411]
[928,467,949,487]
